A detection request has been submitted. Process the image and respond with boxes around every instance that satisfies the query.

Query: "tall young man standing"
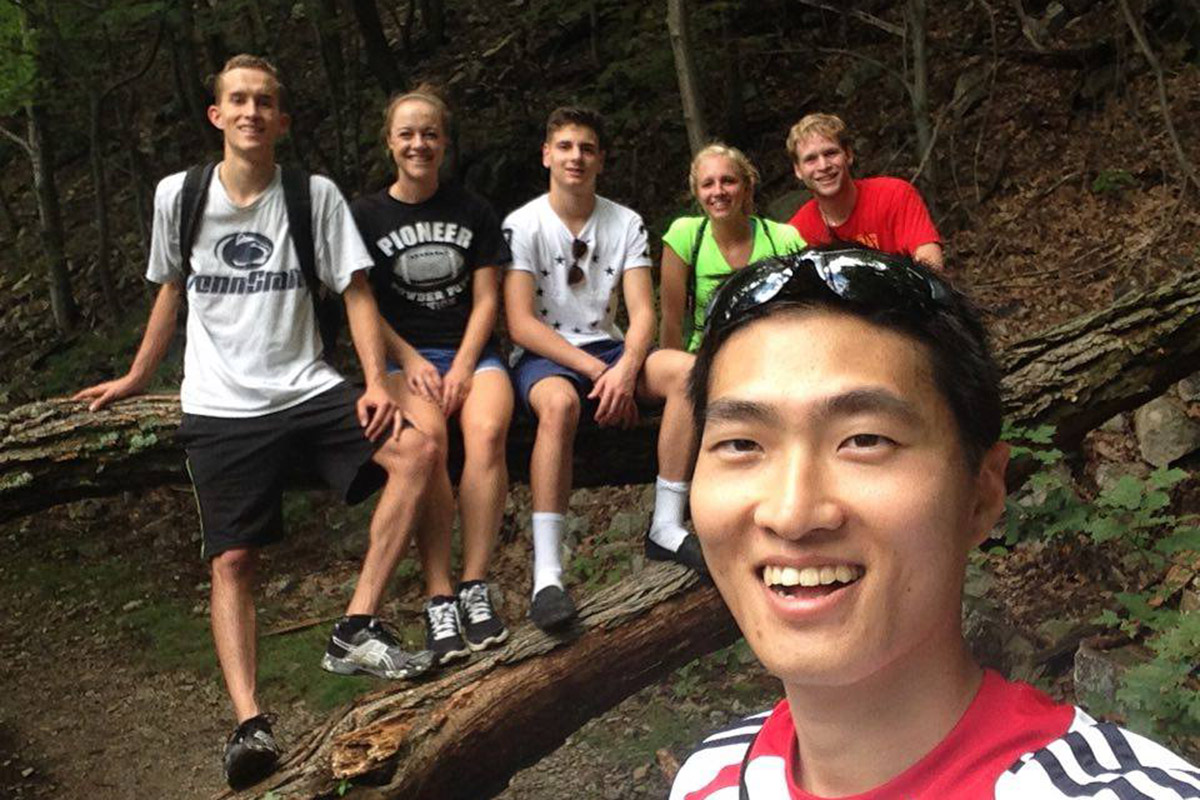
[75,55,436,791]
[670,248,1197,798]
[787,113,944,270]
[503,107,699,631]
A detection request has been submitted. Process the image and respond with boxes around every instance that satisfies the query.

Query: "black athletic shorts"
[176,382,387,560]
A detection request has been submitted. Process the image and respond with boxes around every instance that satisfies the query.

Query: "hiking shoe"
[457,580,509,651]
[223,713,281,791]
[424,596,470,664]
[645,530,709,575]
[321,617,435,679]
[529,585,577,631]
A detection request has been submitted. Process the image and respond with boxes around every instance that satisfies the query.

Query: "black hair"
[687,250,1003,470]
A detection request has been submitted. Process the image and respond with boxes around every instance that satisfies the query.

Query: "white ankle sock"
[649,476,690,551]
[532,512,565,596]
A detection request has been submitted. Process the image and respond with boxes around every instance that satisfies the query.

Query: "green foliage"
[0,2,34,115]
[1091,169,1137,196]
[1006,424,1200,746]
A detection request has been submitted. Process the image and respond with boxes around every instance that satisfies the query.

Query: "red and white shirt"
[670,671,1200,799]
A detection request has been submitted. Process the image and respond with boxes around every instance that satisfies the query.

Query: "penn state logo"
[215,232,274,270]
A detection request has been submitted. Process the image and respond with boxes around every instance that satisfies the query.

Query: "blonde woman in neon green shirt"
[659,143,805,352]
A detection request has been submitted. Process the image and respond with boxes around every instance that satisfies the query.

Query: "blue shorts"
[511,339,626,414]
[389,344,508,377]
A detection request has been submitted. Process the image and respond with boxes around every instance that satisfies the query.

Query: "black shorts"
[176,383,387,560]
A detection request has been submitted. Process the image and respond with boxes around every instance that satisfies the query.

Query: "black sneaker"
[457,580,509,651]
[223,713,281,791]
[424,596,470,664]
[529,585,577,631]
[321,617,435,679]
[645,529,709,575]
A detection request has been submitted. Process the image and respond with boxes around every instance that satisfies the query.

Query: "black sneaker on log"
[223,713,281,791]
[457,580,509,651]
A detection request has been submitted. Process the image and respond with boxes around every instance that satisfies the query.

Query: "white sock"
[532,512,565,596]
[649,476,690,551]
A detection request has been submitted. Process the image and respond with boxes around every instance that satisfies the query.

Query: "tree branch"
[0,120,31,156]
[794,0,905,37]
[1118,0,1200,192]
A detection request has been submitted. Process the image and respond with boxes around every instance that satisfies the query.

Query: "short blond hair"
[786,113,851,164]
[381,83,452,145]
[689,143,760,215]
[212,54,284,107]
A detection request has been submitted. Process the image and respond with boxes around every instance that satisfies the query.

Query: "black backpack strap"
[179,162,216,278]
[281,166,317,292]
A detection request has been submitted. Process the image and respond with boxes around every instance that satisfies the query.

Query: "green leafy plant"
[1091,169,1137,196]
[1005,424,1200,747]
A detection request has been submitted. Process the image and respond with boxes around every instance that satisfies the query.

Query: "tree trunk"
[308,0,351,186]
[170,0,211,142]
[25,98,77,334]
[907,0,938,197]
[351,0,403,94]
[0,178,19,238]
[212,565,737,799]
[87,90,121,323]
[5,267,1200,515]
[666,0,709,157]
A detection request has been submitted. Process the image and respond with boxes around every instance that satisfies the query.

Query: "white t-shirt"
[147,166,374,417]
[502,193,651,355]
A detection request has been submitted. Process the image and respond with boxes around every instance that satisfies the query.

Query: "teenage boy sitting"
[75,55,436,791]
[502,107,700,631]
[671,248,1197,798]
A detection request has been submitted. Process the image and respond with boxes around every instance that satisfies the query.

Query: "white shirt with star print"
[503,193,651,356]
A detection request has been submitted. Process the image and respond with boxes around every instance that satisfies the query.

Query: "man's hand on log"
[73,374,147,412]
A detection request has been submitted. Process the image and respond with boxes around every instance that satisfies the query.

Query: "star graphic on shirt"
[539,308,548,317]
[605,267,615,276]
[572,326,581,333]
[554,255,565,266]
[592,254,599,263]
[540,268,550,277]
[591,320,600,328]
[553,321,562,330]
[536,287,544,297]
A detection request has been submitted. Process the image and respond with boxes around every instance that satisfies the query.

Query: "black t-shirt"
[351,182,511,348]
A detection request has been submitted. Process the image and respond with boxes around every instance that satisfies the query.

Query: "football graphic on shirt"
[392,243,464,290]
[215,232,274,270]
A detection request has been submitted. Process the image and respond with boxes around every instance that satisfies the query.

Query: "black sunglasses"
[568,238,588,286]
[705,248,951,337]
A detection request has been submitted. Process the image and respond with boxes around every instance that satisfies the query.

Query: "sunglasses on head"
[568,238,588,286]
[704,247,951,338]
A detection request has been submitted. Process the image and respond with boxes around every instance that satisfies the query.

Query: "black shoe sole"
[433,646,472,665]
[226,750,279,791]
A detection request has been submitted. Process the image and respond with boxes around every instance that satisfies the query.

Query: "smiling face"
[695,154,751,220]
[793,133,854,200]
[208,67,289,158]
[691,309,1006,690]
[386,98,446,189]
[542,123,604,192]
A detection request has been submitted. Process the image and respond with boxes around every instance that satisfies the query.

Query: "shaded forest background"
[1,0,1199,798]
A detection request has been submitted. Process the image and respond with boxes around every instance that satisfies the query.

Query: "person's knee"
[377,425,440,477]
[533,388,581,432]
[464,415,508,462]
[654,351,695,397]
[211,548,257,587]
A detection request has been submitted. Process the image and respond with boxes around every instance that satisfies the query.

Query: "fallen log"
[219,563,737,800]
[5,268,1200,524]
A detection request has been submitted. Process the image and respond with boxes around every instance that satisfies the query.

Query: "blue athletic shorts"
[388,344,508,377]
[511,339,627,414]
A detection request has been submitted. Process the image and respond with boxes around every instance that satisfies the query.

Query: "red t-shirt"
[670,670,1200,799]
[788,177,940,257]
